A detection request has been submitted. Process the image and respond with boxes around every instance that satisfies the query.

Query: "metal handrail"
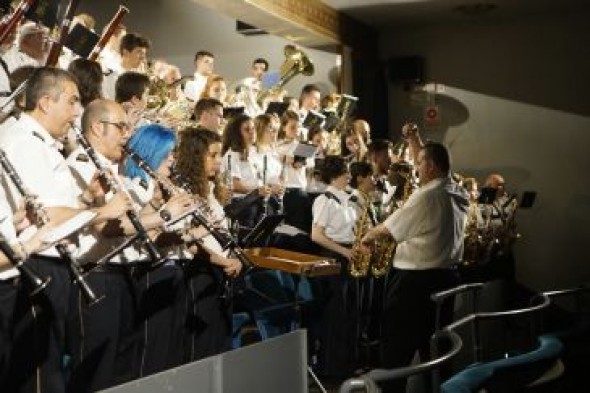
[431,282,485,332]
[339,330,463,393]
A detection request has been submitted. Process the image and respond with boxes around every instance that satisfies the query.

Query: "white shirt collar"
[20,113,63,151]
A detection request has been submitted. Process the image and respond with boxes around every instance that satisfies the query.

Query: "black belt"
[87,263,131,274]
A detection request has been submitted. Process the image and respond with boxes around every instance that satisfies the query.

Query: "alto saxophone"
[349,196,371,278]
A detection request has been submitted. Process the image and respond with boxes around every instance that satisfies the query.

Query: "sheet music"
[41,211,97,244]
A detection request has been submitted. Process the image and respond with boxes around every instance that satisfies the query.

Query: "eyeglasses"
[100,120,132,133]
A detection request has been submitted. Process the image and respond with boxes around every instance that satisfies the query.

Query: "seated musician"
[103,32,151,100]
[174,127,243,361]
[221,114,271,228]
[200,74,228,104]
[310,155,358,377]
[184,50,214,102]
[341,126,368,163]
[193,97,224,134]
[252,113,285,211]
[114,71,150,129]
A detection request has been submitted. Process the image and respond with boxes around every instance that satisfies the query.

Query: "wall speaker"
[387,56,424,84]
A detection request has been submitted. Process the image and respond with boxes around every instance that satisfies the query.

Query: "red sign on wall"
[425,105,440,127]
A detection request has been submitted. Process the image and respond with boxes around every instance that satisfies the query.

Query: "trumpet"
[0,148,102,305]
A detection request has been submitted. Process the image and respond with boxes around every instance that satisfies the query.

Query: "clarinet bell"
[78,278,104,306]
[21,265,51,297]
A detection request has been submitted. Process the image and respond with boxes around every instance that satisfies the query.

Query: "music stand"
[224,189,261,220]
[241,214,285,248]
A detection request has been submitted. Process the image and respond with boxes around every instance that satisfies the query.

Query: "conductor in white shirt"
[361,126,469,393]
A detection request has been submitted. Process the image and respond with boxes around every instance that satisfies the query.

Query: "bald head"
[81,99,124,134]
[485,173,505,188]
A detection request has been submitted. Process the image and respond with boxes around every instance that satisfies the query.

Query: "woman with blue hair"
[123,123,196,376]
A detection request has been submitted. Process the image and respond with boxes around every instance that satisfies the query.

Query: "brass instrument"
[349,194,371,278]
[326,94,358,156]
[257,45,314,105]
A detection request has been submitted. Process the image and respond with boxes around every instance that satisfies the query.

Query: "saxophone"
[349,194,371,278]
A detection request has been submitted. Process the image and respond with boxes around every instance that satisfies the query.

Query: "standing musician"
[310,155,357,378]
[361,124,469,393]
[0,68,130,393]
[174,127,243,360]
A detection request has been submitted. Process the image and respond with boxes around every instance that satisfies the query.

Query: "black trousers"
[66,265,136,393]
[6,256,72,393]
[379,268,459,393]
[0,276,19,387]
[183,260,231,362]
[314,248,358,378]
[134,261,187,378]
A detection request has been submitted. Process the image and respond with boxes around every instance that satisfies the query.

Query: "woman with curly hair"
[174,126,242,361]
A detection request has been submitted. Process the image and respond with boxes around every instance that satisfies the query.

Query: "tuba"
[325,94,358,156]
[257,45,314,105]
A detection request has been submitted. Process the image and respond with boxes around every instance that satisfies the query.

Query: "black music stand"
[241,214,285,248]
[224,189,261,220]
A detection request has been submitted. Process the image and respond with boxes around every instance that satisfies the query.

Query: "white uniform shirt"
[0,114,82,257]
[250,147,282,186]
[183,73,207,102]
[221,149,261,196]
[199,181,229,258]
[276,139,307,189]
[1,46,41,73]
[384,176,469,270]
[0,188,19,279]
[312,185,357,244]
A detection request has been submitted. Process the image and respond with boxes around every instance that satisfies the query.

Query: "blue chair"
[431,288,563,393]
[240,270,297,340]
[231,312,252,349]
[441,334,563,393]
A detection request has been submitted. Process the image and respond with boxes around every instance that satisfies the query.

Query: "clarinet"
[127,150,253,301]
[72,127,163,268]
[0,233,50,296]
[127,147,252,270]
[0,148,102,305]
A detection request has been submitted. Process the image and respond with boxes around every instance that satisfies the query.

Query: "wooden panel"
[245,247,340,277]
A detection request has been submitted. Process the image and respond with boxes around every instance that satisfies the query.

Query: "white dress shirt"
[183,73,208,102]
[384,176,469,270]
[250,147,282,186]
[221,149,261,196]
[312,185,357,244]
[0,114,82,257]
[276,139,307,189]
